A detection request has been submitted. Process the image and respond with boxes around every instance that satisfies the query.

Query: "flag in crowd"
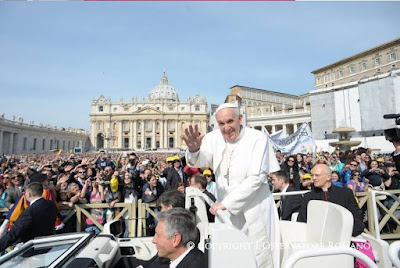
[263,123,316,154]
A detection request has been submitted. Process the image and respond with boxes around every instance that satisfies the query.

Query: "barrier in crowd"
[0,190,399,240]
[73,202,137,237]
[136,199,157,237]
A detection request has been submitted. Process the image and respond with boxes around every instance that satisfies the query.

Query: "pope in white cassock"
[182,103,281,268]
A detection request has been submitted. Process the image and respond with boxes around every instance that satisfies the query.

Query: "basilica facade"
[89,73,208,151]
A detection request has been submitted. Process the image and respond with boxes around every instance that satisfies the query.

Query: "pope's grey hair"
[157,208,197,246]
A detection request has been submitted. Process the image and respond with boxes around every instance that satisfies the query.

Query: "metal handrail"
[283,247,378,268]
[272,190,310,197]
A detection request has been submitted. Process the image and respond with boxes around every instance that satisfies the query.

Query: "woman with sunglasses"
[280,156,300,190]
[346,170,369,195]
[4,172,24,209]
[203,169,216,197]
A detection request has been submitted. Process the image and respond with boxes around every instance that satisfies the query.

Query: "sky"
[0,2,400,131]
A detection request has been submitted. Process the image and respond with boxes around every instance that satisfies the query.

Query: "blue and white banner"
[270,129,284,141]
[264,123,315,154]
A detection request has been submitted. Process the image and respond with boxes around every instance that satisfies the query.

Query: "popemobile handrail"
[283,247,378,268]
[388,241,400,267]
[272,189,400,240]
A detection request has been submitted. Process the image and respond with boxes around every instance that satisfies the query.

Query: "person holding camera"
[81,176,104,234]
[280,155,301,190]
[340,159,360,185]
[393,141,400,172]
[95,151,114,170]
[383,162,400,190]
[74,165,89,189]
[331,153,345,172]
[102,171,122,223]
[67,182,88,205]
[126,153,138,174]
[360,160,388,187]
[142,174,164,204]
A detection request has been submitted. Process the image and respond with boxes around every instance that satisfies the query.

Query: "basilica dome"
[149,72,179,101]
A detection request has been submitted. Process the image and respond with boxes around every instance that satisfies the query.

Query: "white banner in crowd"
[263,123,316,154]
[270,129,284,141]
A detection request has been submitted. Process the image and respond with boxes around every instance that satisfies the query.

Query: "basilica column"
[9,131,14,154]
[272,125,276,133]
[164,120,168,149]
[105,122,111,151]
[132,120,137,150]
[90,122,96,149]
[13,133,20,154]
[0,130,3,153]
[141,121,145,149]
[152,121,156,149]
[293,123,298,133]
[174,120,179,148]
[159,120,164,149]
[119,121,123,148]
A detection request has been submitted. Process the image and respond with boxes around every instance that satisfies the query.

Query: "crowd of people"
[0,145,399,235]
[0,103,399,267]
[275,148,400,193]
[0,150,218,236]
[274,146,400,234]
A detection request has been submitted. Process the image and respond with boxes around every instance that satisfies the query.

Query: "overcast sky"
[1,2,399,130]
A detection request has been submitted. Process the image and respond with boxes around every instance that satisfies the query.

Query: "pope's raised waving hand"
[181,124,205,153]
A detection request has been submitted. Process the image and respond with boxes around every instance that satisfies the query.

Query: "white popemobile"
[0,187,398,268]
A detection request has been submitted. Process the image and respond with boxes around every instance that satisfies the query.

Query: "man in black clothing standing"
[297,164,364,236]
[270,170,301,221]
[166,156,186,190]
[0,183,57,252]
[393,141,400,173]
[190,174,216,223]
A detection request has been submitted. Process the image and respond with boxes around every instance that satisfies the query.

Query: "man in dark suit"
[152,208,206,268]
[297,164,364,236]
[190,174,216,223]
[0,182,57,252]
[166,156,187,190]
[270,170,301,221]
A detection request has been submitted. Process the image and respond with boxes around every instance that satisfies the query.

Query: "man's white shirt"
[29,196,43,206]
[169,247,192,268]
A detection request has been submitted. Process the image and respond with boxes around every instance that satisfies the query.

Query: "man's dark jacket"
[166,168,187,190]
[134,247,206,268]
[0,198,57,251]
[176,247,206,268]
[297,183,364,236]
[279,186,301,221]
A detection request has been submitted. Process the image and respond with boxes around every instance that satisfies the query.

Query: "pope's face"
[216,108,242,143]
